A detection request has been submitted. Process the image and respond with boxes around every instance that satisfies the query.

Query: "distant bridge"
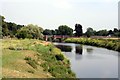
[44,35,72,41]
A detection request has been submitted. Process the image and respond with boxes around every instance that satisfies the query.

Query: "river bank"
[2,39,75,78]
[64,38,120,52]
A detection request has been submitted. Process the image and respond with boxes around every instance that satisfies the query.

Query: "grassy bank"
[2,39,75,78]
[65,38,120,52]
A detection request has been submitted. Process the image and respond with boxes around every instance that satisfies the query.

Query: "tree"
[1,16,9,36]
[43,29,52,35]
[108,30,113,36]
[16,24,43,39]
[113,28,118,32]
[0,16,2,38]
[1,15,25,38]
[74,24,83,37]
[7,22,18,36]
[51,30,56,35]
[96,29,108,36]
[55,29,60,35]
[85,27,94,37]
[58,25,73,36]
[113,28,119,37]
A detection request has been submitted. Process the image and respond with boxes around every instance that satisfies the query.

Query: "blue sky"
[1,0,119,32]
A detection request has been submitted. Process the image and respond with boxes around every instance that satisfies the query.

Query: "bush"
[26,60,37,69]
[55,54,64,61]
[40,63,49,71]
[8,46,15,50]
[8,46,27,50]
[28,70,34,74]
[24,56,32,61]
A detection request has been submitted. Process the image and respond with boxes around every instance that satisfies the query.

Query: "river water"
[53,42,119,78]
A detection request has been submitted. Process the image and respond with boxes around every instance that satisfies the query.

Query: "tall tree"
[108,30,113,36]
[58,25,73,36]
[113,28,118,32]
[43,29,52,35]
[0,15,2,38]
[74,24,83,37]
[1,16,9,36]
[85,27,94,37]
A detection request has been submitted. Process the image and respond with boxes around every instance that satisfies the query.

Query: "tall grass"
[65,38,120,52]
[30,44,76,78]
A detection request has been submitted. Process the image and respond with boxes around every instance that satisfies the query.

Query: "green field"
[2,39,75,78]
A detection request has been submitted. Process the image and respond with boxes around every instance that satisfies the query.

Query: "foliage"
[1,15,120,38]
[74,24,83,37]
[24,56,32,61]
[84,27,120,37]
[27,70,35,74]
[58,25,73,36]
[85,27,95,37]
[1,15,24,37]
[43,29,52,35]
[1,16,9,36]
[16,24,43,39]
[8,46,27,50]
[55,54,64,61]
[30,44,75,78]
[26,59,38,69]
[43,25,73,36]
[96,29,108,36]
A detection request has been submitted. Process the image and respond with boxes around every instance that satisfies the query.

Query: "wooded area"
[1,15,120,39]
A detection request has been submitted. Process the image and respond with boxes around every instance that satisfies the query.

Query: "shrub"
[24,56,32,61]
[26,60,37,69]
[28,70,34,74]
[55,54,64,61]
[8,46,27,50]
[40,63,49,71]
[8,46,15,50]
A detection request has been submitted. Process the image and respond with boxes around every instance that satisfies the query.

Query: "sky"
[1,0,119,32]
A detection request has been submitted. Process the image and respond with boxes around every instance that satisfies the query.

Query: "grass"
[30,44,75,78]
[65,38,120,52]
[2,39,75,78]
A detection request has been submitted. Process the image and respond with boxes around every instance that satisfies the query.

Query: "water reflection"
[55,45,72,52]
[54,43,118,78]
[86,48,93,53]
[75,54,83,60]
[55,44,83,55]
[76,46,83,55]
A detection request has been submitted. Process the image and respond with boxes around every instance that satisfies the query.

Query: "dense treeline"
[1,15,120,39]
[1,15,43,39]
[84,27,120,37]
[43,25,120,38]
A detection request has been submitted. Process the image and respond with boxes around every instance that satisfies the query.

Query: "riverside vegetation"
[65,38,120,52]
[2,39,75,78]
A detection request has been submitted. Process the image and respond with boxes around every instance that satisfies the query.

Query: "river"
[53,42,119,78]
